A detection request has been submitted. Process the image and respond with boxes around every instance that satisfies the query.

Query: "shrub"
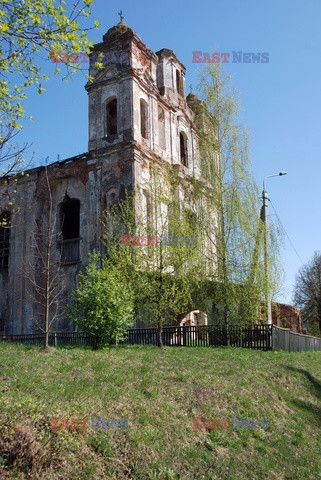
[68,251,134,349]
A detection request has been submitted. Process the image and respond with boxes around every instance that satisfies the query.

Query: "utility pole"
[262,171,287,324]
[261,188,271,324]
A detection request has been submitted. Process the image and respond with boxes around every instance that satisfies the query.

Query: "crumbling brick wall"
[272,303,302,333]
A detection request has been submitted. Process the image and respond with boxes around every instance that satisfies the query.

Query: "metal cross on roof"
[118,10,124,22]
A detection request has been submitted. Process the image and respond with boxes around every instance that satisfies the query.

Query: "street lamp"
[261,171,287,324]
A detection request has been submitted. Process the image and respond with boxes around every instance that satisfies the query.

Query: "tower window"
[107,188,118,208]
[106,98,118,136]
[0,212,10,271]
[60,199,80,264]
[158,106,166,150]
[140,99,148,139]
[179,132,188,167]
[176,70,182,95]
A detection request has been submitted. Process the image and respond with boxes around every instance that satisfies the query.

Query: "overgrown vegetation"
[0,0,98,210]
[293,251,321,336]
[100,179,204,346]
[191,63,283,325]
[80,64,284,338]
[0,343,320,479]
[68,251,134,349]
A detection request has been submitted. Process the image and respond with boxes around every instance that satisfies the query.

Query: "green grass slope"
[0,343,320,479]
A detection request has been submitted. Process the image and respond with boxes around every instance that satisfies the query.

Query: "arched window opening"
[176,70,182,95]
[158,106,166,150]
[0,212,10,271]
[106,98,118,136]
[140,99,148,139]
[107,188,118,209]
[60,199,80,264]
[180,132,188,167]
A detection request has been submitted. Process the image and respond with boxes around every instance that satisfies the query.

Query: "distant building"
[272,303,302,333]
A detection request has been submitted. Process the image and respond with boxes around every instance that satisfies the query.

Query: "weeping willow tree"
[189,63,283,326]
[102,165,205,347]
[92,63,282,336]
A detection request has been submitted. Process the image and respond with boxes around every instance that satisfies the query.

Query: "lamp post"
[261,171,287,324]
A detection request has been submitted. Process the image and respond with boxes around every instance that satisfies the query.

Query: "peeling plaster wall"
[0,151,133,334]
[0,22,218,335]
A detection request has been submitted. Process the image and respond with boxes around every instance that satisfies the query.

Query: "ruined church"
[0,21,212,335]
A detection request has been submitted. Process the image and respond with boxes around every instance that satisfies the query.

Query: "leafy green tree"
[103,170,205,348]
[190,63,282,326]
[69,251,134,349]
[293,251,321,336]
[0,0,98,173]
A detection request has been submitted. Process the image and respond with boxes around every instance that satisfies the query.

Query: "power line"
[269,198,305,265]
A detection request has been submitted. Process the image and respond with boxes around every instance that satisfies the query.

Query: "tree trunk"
[44,167,52,351]
[157,241,164,349]
[157,320,164,348]
[318,303,321,334]
[44,243,50,351]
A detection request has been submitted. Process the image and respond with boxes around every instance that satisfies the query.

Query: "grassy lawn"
[0,343,320,479]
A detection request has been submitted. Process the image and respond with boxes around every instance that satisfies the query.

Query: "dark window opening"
[176,70,182,95]
[180,132,188,167]
[107,189,118,209]
[184,208,197,229]
[158,106,166,150]
[106,98,118,136]
[0,212,10,271]
[60,199,80,264]
[140,99,148,139]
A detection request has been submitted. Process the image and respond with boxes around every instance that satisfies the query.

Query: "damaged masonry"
[0,21,216,334]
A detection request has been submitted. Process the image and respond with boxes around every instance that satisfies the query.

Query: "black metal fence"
[272,326,321,352]
[0,331,89,347]
[2,325,320,352]
[0,325,272,351]
[126,324,272,350]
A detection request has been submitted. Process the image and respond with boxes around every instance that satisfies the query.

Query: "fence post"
[5,326,321,352]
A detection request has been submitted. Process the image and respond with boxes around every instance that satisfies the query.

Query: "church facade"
[0,22,213,335]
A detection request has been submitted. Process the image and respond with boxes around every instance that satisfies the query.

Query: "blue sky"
[16,0,321,305]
